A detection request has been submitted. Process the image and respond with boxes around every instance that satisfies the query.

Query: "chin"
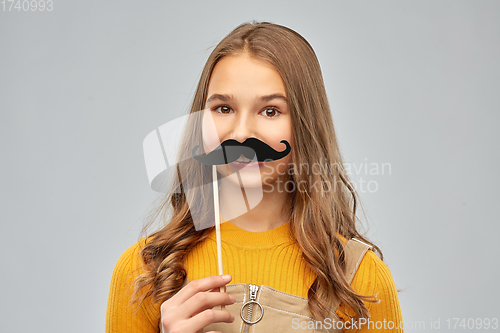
[224,172,264,189]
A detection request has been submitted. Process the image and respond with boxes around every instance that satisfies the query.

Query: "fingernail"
[231,314,235,321]
[222,274,231,281]
[229,295,235,302]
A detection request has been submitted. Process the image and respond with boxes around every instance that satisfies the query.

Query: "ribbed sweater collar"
[208,219,294,249]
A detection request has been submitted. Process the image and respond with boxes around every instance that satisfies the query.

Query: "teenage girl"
[106,21,403,333]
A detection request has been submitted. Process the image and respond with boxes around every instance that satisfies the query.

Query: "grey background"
[1,1,499,332]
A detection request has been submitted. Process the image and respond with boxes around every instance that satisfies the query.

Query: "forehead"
[206,55,286,99]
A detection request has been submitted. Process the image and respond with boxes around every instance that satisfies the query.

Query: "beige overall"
[160,238,371,333]
[166,238,372,333]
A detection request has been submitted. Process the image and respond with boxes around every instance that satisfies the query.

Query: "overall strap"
[343,238,373,284]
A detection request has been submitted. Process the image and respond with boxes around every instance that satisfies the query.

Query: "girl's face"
[203,54,293,189]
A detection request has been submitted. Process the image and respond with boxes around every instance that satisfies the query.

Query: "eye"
[261,107,281,118]
[213,105,233,114]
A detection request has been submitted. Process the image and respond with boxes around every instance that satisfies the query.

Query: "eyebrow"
[206,93,287,104]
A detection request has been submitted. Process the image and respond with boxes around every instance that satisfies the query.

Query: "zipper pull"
[241,284,264,330]
[249,284,259,301]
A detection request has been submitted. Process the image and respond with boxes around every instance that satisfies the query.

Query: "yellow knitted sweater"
[106,220,403,332]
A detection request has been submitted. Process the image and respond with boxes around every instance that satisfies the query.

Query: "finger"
[184,309,234,332]
[160,297,234,332]
[208,285,227,293]
[176,290,235,319]
[168,275,232,307]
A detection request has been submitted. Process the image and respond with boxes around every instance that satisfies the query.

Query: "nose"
[230,111,256,143]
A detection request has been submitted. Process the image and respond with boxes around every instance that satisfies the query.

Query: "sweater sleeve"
[105,238,161,333]
[337,250,404,332]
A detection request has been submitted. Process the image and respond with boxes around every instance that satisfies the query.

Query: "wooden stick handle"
[212,165,226,310]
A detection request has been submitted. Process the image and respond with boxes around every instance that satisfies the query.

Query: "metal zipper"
[241,284,263,333]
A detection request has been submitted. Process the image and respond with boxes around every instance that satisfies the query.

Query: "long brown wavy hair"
[130,21,382,322]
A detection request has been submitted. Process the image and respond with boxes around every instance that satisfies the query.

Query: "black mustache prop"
[192,137,291,165]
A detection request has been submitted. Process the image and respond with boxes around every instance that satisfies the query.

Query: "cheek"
[267,124,293,151]
[265,155,291,177]
[201,110,223,152]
